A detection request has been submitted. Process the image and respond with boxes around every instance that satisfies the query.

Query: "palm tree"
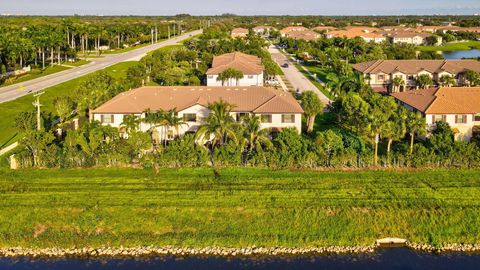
[196,99,238,147]
[415,74,433,89]
[300,91,324,133]
[120,114,141,135]
[406,112,427,155]
[241,114,272,152]
[392,76,405,93]
[326,72,347,96]
[439,75,456,87]
[217,68,244,86]
[142,109,165,148]
[382,107,407,165]
[162,109,186,140]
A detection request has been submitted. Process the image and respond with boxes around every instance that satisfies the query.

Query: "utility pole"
[168,25,170,39]
[155,24,158,43]
[32,92,44,131]
[173,24,176,37]
[151,28,154,44]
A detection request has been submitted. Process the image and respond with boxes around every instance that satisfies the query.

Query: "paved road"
[0,30,203,104]
[268,45,331,104]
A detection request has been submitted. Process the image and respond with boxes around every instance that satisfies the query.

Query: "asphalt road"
[268,45,331,104]
[0,29,203,104]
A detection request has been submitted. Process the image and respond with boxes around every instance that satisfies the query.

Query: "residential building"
[92,86,304,137]
[391,87,480,141]
[206,52,264,87]
[253,26,273,35]
[387,31,442,45]
[312,26,337,32]
[284,30,321,41]
[325,27,386,43]
[353,60,480,93]
[231,28,249,38]
[280,26,308,37]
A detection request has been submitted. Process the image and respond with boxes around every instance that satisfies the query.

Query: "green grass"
[64,60,91,67]
[0,65,71,88]
[417,41,480,52]
[0,61,138,148]
[295,63,334,100]
[0,168,478,248]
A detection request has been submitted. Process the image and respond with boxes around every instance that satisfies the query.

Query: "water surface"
[442,49,480,59]
[2,248,480,270]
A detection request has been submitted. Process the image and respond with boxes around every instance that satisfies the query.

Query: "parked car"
[282,63,289,68]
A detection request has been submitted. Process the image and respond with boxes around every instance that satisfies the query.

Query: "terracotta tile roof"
[93,86,303,114]
[285,30,320,41]
[353,60,480,75]
[280,26,308,34]
[391,87,480,114]
[327,29,385,39]
[231,28,249,38]
[253,25,273,31]
[206,52,263,75]
[388,31,432,38]
[312,26,336,32]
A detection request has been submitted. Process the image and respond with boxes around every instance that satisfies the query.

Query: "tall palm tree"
[241,114,272,152]
[196,100,238,147]
[120,114,141,135]
[439,75,456,87]
[142,109,165,148]
[162,109,187,140]
[392,76,405,93]
[217,68,244,86]
[406,112,427,155]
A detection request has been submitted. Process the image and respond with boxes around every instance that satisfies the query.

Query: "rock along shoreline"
[1,243,480,258]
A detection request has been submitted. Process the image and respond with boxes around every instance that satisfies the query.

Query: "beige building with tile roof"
[280,26,309,37]
[231,28,249,38]
[325,27,386,43]
[353,60,480,93]
[386,31,442,46]
[391,87,480,141]
[206,52,264,87]
[92,86,303,137]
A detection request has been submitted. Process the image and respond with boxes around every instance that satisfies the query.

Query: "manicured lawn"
[0,61,138,148]
[295,63,334,100]
[65,60,91,67]
[417,41,480,52]
[0,65,71,88]
[0,168,479,248]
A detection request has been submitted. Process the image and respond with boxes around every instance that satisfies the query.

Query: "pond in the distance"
[1,248,480,270]
[442,49,480,59]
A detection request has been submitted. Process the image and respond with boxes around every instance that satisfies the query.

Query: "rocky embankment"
[0,243,479,258]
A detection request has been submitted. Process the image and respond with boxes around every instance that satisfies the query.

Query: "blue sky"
[1,0,480,15]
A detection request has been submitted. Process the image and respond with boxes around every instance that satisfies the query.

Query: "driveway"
[0,30,203,104]
[268,45,331,104]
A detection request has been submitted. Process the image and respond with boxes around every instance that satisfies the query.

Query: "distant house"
[253,26,273,35]
[284,30,321,41]
[206,52,264,87]
[92,86,304,137]
[391,87,480,141]
[353,60,480,93]
[325,27,386,43]
[312,26,337,33]
[387,31,442,46]
[231,28,249,38]
[280,26,309,37]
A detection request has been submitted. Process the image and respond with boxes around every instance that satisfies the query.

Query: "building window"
[433,115,445,123]
[248,75,254,79]
[236,112,249,122]
[282,114,295,123]
[183,113,197,122]
[260,114,272,123]
[377,74,385,81]
[167,130,174,139]
[455,115,467,124]
[101,114,114,124]
[408,75,415,81]
[207,75,214,79]
[475,114,480,122]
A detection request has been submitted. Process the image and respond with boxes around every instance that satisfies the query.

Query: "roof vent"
[173,88,177,91]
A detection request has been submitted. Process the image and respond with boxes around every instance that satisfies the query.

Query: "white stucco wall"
[426,114,479,141]
[93,107,302,138]
[206,73,264,87]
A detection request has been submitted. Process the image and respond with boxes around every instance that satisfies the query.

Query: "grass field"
[0,61,137,147]
[0,65,71,88]
[295,63,334,100]
[0,168,478,248]
[417,41,480,52]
